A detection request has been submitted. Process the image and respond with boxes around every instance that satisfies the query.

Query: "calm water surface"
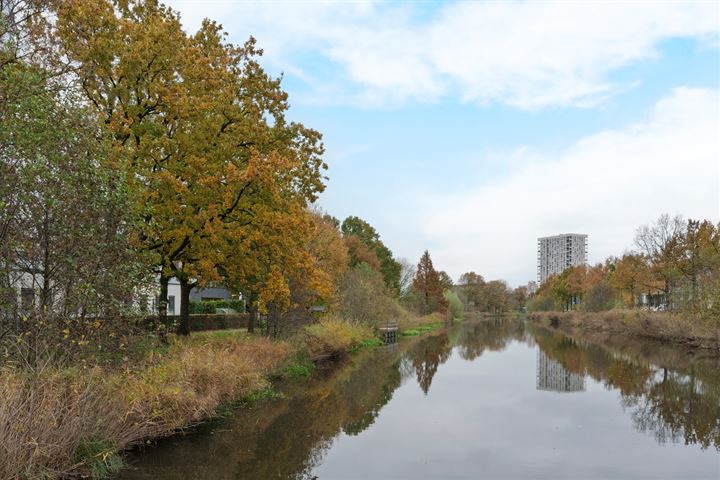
[119,320,720,479]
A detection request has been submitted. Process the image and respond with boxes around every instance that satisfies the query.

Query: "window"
[168,295,176,316]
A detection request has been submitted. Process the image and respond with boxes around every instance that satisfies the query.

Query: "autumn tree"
[510,284,530,311]
[484,280,511,313]
[457,271,485,310]
[341,216,401,294]
[411,250,447,315]
[55,0,326,334]
[261,210,349,336]
[634,214,685,309]
[610,253,652,308]
[344,234,380,270]
[565,265,587,310]
[672,219,720,312]
[437,271,454,291]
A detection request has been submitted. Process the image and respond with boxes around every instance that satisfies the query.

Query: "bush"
[527,294,561,312]
[189,300,246,314]
[444,290,464,320]
[302,317,376,363]
[340,263,405,328]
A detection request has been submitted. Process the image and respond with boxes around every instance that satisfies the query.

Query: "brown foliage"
[344,234,380,270]
[411,250,447,314]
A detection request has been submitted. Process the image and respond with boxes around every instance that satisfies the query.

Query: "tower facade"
[537,233,587,283]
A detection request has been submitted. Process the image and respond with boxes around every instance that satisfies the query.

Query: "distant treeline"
[529,214,720,318]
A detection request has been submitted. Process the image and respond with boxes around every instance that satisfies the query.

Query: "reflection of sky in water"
[120,322,720,480]
[312,339,718,480]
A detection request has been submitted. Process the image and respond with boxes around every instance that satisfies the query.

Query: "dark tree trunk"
[178,278,191,336]
[248,291,257,334]
[158,274,169,325]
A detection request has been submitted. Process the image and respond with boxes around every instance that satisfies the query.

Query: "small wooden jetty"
[379,320,398,344]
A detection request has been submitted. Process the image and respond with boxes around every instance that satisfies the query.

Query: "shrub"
[528,294,561,312]
[302,317,376,363]
[189,301,217,314]
[189,299,246,314]
[340,263,406,328]
[444,290,464,320]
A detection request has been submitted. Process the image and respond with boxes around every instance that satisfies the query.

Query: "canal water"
[119,319,720,479]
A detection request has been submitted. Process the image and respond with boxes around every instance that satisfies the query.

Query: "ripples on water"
[120,319,720,480]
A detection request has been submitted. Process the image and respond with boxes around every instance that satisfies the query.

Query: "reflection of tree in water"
[407,334,452,394]
[530,324,720,450]
[121,346,410,480]
[235,348,408,479]
[455,318,526,361]
[623,365,720,449]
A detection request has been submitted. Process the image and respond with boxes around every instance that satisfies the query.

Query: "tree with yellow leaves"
[54,0,326,333]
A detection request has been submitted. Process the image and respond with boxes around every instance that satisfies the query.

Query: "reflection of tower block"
[536,350,586,392]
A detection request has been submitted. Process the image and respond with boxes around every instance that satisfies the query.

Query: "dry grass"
[301,317,376,363]
[398,312,446,331]
[529,310,720,352]
[0,333,289,479]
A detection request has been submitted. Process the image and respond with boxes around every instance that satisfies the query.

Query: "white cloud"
[413,87,719,285]
[167,0,718,108]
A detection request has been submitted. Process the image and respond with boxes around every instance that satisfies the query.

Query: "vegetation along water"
[1,1,719,479]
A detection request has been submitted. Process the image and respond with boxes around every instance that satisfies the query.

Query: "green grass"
[400,322,443,337]
[74,439,124,479]
[190,329,247,341]
[217,386,285,418]
[285,360,314,379]
[350,336,384,352]
[361,337,384,348]
[241,386,283,404]
[400,329,421,337]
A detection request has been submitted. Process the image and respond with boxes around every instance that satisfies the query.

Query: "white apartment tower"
[537,233,588,283]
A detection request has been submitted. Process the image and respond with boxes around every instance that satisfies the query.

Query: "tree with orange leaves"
[54,0,326,333]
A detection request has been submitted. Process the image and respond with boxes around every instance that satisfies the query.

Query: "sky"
[166,0,720,286]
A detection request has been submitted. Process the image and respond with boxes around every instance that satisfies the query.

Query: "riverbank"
[529,310,720,353]
[0,315,448,479]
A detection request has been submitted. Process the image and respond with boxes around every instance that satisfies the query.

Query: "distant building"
[536,350,586,393]
[537,233,588,283]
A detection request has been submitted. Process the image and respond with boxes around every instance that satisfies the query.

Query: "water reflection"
[531,325,720,450]
[536,350,586,393]
[120,320,720,479]
[406,334,450,394]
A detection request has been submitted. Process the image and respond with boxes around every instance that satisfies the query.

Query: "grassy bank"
[398,311,448,332]
[0,331,290,480]
[0,311,452,479]
[0,316,413,479]
[529,310,720,353]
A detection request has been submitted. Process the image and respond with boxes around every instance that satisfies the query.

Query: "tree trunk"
[158,274,169,325]
[248,291,257,334]
[178,278,191,336]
